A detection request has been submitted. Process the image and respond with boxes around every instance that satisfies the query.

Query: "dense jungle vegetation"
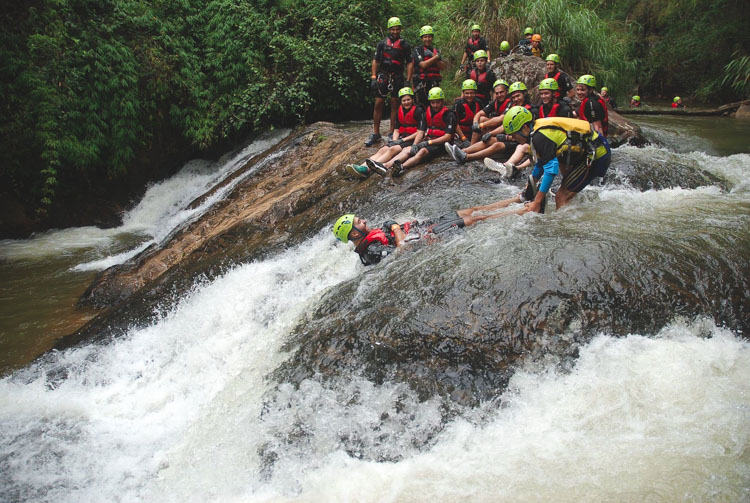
[1,0,748,235]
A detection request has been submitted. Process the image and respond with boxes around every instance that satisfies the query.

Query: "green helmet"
[601,87,608,93]
[387,17,402,29]
[539,78,559,91]
[473,49,488,61]
[508,81,528,94]
[500,41,511,52]
[632,95,641,101]
[462,79,478,91]
[523,27,533,36]
[428,87,445,101]
[333,214,355,243]
[419,25,434,38]
[577,74,597,88]
[493,79,510,90]
[503,106,533,135]
[471,24,481,31]
[673,96,681,102]
[398,87,414,98]
[545,53,560,64]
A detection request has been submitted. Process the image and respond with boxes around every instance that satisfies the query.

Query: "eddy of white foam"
[291,319,750,502]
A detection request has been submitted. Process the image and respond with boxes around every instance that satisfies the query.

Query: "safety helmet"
[531,34,542,42]
[673,96,681,102]
[577,74,597,88]
[462,79,478,91]
[503,106,533,135]
[493,79,510,89]
[419,25,434,38]
[538,78,559,91]
[523,27,533,35]
[470,24,481,31]
[500,41,511,51]
[473,49,488,61]
[333,214,355,243]
[398,87,414,98]
[632,95,640,101]
[545,53,560,64]
[387,17,402,29]
[508,81,528,94]
[600,87,608,93]
[428,87,445,101]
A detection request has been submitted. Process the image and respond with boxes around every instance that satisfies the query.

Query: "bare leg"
[373,98,385,135]
[470,131,482,144]
[371,145,403,163]
[555,187,576,208]
[506,143,530,166]
[401,147,429,169]
[466,142,506,161]
[464,137,497,154]
[457,194,521,217]
[383,148,412,169]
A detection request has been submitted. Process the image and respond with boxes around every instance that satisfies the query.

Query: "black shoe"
[392,160,405,177]
[366,159,387,176]
[365,133,381,147]
[454,147,467,164]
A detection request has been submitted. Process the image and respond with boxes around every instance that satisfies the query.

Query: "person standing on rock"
[544,54,575,100]
[413,25,445,108]
[366,17,414,147]
[575,75,608,136]
[346,87,426,179]
[459,24,489,73]
[466,50,496,108]
[600,87,617,109]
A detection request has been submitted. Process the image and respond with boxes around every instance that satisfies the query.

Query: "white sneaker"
[484,158,509,176]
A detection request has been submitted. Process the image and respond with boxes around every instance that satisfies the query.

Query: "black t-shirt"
[581,96,606,123]
[393,106,427,132]
[531,131,559,166]
[546,71,573,96]
[373,37,413,73]
[483,97,512,117]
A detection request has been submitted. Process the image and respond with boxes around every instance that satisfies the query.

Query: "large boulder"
[735,104,750,119]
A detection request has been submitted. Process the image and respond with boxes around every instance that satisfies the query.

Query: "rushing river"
[0,117,749,502]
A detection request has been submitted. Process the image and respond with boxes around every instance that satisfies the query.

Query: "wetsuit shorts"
[374,73,405,98]
[560,136,611,193]
[422,143,447,161]
[425,212,466,234]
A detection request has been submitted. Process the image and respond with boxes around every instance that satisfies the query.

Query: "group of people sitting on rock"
[336,18,615,265]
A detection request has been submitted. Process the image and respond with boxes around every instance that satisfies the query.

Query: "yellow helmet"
[333,214,355,243]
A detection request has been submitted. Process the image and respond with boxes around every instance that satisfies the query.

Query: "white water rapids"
[1,122,749,501]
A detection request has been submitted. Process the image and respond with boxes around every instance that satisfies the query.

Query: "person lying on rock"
[367,87,456,178]
[345,87,426,179]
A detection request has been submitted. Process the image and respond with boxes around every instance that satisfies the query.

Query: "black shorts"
[373,73,405,98]
[561,137,612,193]
[422,143,446,161]
[426,212,466,234]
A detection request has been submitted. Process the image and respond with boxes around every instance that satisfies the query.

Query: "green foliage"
[721,53,750,98]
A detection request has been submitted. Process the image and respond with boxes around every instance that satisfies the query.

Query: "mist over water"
[1,119,749,501]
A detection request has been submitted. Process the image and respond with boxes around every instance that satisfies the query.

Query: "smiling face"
[546,60,556,74]
[389,26,401,39]
[511,91,525,105]
[421,34,433,47]
[575,84,589,101]
[462,89,476,101]
[430,99,444,112]
[400,94,413,109]
[540,89,553,104]
[494,86,507,102]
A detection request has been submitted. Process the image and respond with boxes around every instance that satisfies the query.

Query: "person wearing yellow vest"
[501,106,612,212]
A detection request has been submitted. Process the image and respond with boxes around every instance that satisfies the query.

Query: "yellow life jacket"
[532,117,606,165]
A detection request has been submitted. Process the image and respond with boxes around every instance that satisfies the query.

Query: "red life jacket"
[469,68,490,99]
[426,106,449,138]
[493,97,512,116]
[546,71,563,98]
[354,223,413,265]
[381,37,406,72]
[418,46,442,80]
[398,105,418,135]
[579,96,609,136]
[466,36,482,56]
[671,102,678,108]
[457,100,481,129]
[538,102,561,118]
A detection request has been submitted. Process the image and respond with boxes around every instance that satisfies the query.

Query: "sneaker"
[444,143,457,161]
[366,159,388,176]
[392,160,405,178]
[454,147,467,164]
[484,158,508,176]
[345,163,369,179]
[522,174,538,202]
[364,133,381,147]
[504,162,517,178]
